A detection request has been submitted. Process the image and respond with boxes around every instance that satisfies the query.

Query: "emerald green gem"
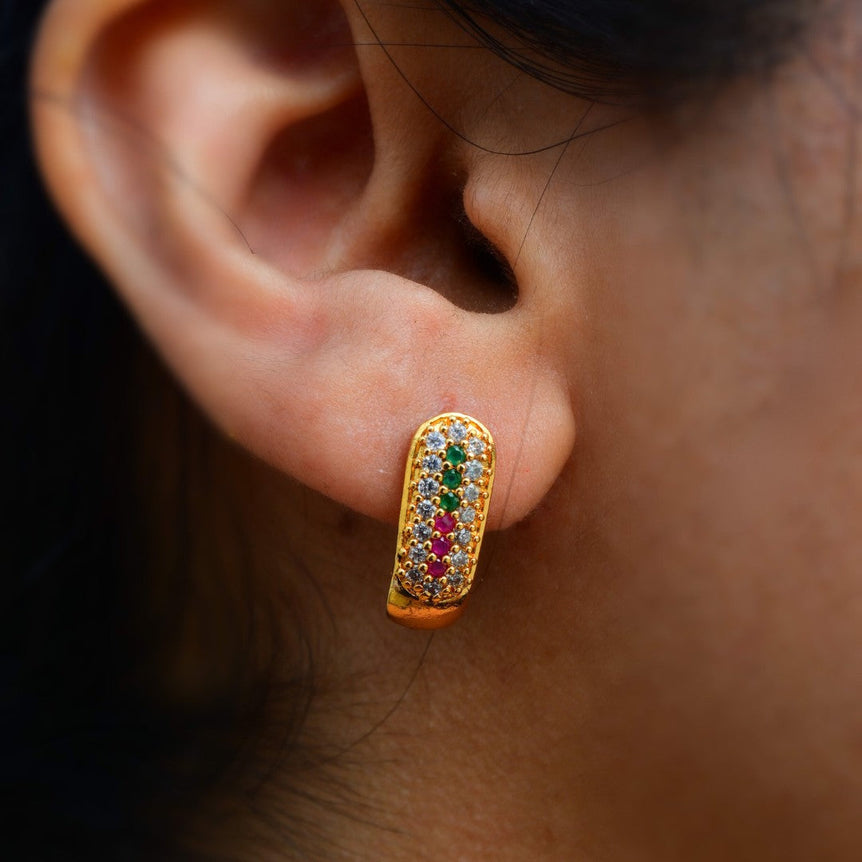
[446,445,466,466]
[440,492,459,512]
[442,469,461,490]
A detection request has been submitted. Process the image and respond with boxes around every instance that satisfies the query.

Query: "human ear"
[31,0,576,528]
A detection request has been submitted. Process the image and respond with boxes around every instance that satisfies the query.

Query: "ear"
[30,0,576,528]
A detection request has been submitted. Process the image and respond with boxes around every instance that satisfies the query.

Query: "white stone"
[455,528,472,546]
[463,484,480,502]
[426,430,446,450]
[464,460,483,481]
[418,477,439,498]
[410,546,428,564]
[451,550,469,568]
[460,507,476,525]
[424,579,443,597]
[416,500,436,519]
[413,523,432,541]
[422,454,442,473]
[467,437,486,456]
[449,421,467,443]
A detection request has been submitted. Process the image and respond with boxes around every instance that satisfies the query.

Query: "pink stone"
[428,560,447,578]
[431,538,451,558]
[435,514,456,535]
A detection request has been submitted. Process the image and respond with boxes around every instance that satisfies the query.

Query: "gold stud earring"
[387,413,496,629]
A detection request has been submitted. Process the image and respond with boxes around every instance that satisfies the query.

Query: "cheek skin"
[343,4,862,854]
[498,75,862,858]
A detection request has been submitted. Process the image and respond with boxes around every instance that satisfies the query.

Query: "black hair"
[439,0,815,102]
[1,0,814,857]
[2,4,307,857]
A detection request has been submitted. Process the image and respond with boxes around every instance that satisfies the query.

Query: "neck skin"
[181,453,598,861]
[308,500,588,861]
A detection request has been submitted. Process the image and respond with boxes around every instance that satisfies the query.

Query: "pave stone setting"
[392,413,495,607]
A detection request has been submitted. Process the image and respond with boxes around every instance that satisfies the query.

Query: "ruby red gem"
[435,514,456,534]
[431,538,451,557]
[428,560,447,578]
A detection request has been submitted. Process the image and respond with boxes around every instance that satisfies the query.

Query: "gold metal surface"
[387,413,496,629]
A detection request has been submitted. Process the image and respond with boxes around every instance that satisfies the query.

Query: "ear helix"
[387,413,495,629]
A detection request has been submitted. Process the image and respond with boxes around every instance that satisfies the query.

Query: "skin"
[31,0,862,858]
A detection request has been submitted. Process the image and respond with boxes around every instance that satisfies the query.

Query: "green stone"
[446,445,466,466]
[442,469,461,490]
[440,492,460,512]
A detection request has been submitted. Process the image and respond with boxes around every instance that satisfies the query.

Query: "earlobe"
[31,0,576,530]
